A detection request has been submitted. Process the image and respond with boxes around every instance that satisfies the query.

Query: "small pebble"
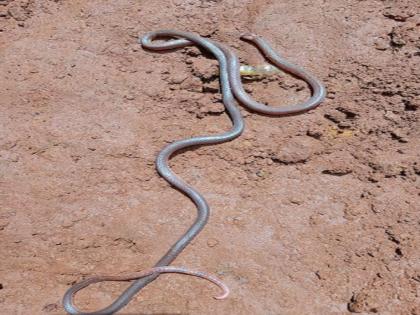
[207,238,219,247]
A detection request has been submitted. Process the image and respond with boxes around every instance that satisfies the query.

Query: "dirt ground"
[0,0,419,314]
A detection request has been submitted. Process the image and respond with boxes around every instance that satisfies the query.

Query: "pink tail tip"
[214,288,230,300]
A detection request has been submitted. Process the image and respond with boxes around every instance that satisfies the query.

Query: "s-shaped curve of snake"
[62,30,326,315]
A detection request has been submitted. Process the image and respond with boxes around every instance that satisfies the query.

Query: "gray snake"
[62,30,326,315]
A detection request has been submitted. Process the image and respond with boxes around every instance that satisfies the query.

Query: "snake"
[62,30,326,315]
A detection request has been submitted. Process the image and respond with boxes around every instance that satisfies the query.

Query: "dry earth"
[0,0,419,314]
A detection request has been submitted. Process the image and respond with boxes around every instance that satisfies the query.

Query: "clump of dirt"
[0,0,32,28]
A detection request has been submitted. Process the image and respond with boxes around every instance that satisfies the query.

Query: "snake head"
[240,33,260,42]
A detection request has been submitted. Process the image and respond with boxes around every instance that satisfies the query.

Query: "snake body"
[63,265,229,314]
[63,30,326,315]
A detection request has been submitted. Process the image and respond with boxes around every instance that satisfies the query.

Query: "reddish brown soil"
[1,1,419,314]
